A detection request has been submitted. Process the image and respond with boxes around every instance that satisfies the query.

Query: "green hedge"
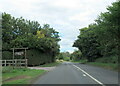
[27,49,53,66]
[2,51,13,60]
[2,49,54,66]
[95,55,118,64]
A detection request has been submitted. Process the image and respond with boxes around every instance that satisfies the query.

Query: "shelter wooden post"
[25,49,27,68]
[11,48,28,68]
[12,48,14,69]
[5,60,6,66]
[15,59,17,68]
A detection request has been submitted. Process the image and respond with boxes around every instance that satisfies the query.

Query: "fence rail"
[0,59,28,67]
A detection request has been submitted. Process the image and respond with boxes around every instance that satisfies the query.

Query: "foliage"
[73,24,101,62]
[70,50,82,61]
[73,1,119,63]
[95,55,118,64]
[36,30,45,38]
[2,12,61,65]
[63,57,70,61]
[57,52,70,61]
[71,59,88,64]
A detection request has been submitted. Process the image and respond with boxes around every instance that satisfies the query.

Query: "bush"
[2,51,12,60]
[2,66,13,73]
[95,55,118,64]
[79,59,88,64]
[63,57,70,61]
[2,49,54,66]
[27,49,52,66]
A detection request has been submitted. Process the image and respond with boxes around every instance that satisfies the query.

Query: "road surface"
[33,62,118,85]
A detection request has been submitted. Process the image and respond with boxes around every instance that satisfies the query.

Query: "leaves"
[2,12,61,63]
[73,1,119,62]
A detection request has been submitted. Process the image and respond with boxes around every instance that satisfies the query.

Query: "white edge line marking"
[83,74,86,76]
[73,64,105,86]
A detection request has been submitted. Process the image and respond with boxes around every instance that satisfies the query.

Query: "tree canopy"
[2,12,61,63]
[73,1,119,63]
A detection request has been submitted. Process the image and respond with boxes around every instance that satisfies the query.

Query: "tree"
[57,52,70,61]
[2,12,61,64]
[73,24,101,62]
[73,1,119,62]
[95,1,119,57]
[70,50,82,61]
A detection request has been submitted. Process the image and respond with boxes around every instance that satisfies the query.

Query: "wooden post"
[25,49,27,68]
[25,59,27,68]
[20,59,21,68]
[5,60,6,66]
[15,59,17,68]
[11,48,28,68]
[13,48,14,69]
[25,49,26,60]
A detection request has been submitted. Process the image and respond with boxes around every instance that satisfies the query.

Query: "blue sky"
[0,0,116,53]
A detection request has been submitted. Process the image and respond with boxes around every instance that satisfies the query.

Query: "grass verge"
[2,67,46,85]
[87,62,118,71]
[71,59,87,64]
[71,59,118,71]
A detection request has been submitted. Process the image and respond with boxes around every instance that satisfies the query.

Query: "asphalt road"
[33,62,118,85]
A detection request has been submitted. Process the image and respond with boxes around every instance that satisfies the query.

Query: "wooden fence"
[0,59,28,68]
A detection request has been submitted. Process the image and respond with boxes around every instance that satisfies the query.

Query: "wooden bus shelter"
[11,48,28,68]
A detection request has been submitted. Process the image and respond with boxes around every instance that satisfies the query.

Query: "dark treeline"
[2,13,61,65]
[70,50,82,61]
[73,1,119,63]
[57,52,71,61]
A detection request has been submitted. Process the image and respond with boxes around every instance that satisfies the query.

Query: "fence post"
[5,60,6,66]
[20,59,21,68]
[13,48,15,69]
[15,59,17,68]
[25,59,27,68]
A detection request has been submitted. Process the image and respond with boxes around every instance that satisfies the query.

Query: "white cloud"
[52,0,82,9]
[70,11,94,21]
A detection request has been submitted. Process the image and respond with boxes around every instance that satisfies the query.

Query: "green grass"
[71,59,118,71]
[40,62,60,67]
[87,62,118,71]
[63,57,70,61]
[71,59,88,64]
[2,67,46,85]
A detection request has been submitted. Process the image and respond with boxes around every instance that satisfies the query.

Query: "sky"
[0,0,116,53]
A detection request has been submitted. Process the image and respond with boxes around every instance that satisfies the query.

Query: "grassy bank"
[71,59,118,71]
[71,59,87,64]
[2,67,46,85]
[87,62,118,71]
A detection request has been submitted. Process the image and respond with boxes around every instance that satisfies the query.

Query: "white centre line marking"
[73,64,105,86]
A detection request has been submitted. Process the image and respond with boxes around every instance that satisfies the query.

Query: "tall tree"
[2,12,61,63]
[73,1,119,62]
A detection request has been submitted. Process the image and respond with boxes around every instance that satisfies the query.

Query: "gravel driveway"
[28,67,56,71]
